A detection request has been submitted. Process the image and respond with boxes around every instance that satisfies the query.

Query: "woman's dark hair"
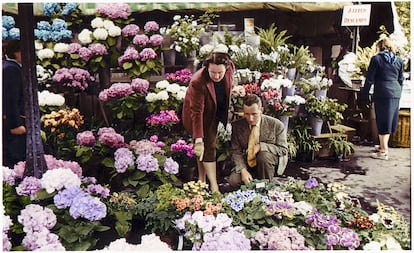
[4,40,21,59]
[243,94,262,107]
[203,52,230,67]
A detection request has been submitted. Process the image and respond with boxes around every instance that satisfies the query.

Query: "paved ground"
[283,144,411,221]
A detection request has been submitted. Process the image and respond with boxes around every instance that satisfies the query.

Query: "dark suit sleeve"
[361,56,378,99]
[3,64,24,129]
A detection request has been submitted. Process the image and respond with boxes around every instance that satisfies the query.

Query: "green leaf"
[101,157,115,168]
[122,62,133,70]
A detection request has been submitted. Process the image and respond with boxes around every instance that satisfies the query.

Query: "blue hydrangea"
[51,19,68,31]
[2,27,8,40]
[42,3,59,17]
[2,16,15,30]
[61,3,78,15]
[35,19,72,42]
[8,28,20,40]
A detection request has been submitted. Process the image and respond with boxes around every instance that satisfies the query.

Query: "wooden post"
[19,3,47,178]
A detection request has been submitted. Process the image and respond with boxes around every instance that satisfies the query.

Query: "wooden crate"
[330,124,356,141]
[391,109,410,148]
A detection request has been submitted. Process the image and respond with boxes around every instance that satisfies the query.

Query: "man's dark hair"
[4,40,21,59]
[243,94,262,107]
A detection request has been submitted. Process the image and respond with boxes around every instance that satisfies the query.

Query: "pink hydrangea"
[78,47,92,61]
[67,42,82,54]
[88,43,108,55]
[96,3,131,19]
[122,24,140,37]
[133,34,149,46]
[131,78,149,94]
[98,82,134,102]
[144,21,159,32]
[139,48,157,61]
[76,130,96,146]
[118,46,140,66]
[149,34,163,47]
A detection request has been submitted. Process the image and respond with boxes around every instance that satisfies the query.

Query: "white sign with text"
[341,4,371,26]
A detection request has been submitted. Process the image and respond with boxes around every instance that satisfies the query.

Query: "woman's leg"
[196,160,206,182]
[203,161,219,193]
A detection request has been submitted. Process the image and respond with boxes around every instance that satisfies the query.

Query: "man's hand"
[194,142,204,161]
[241,168,253,184]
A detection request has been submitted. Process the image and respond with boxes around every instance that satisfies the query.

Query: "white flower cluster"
[78,17,121,45]
[38,90,65,107]
[284,95,306,106]
[40,168,81,193]
[301,75,333,90]
[261,75,293,90]
[35,41,69,61]
[145,80,187,102]
[102,234,172,251]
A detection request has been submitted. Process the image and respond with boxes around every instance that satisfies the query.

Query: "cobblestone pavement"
[283,144,411,221]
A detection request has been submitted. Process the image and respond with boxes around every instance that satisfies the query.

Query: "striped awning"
[2,2,351,16]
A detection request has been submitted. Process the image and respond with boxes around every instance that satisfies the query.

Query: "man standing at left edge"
[2,40,26,168]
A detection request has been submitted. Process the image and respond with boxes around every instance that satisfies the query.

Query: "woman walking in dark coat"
[361,36,404,160]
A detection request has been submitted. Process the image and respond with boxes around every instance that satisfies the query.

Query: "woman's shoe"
[374,145,380,152]
[371,151,389,160]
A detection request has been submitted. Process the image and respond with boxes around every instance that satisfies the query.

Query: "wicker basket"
[391,109,410,148]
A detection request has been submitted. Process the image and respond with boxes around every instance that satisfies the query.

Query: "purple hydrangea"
[200,226,251,250]
[69,194,107,221]
[114,147,135,173]
[86,184,110,198]
[144,21,160,32]
[16,176,42,200]
[163,157,179,174]
[122,24,140,37]
[165,68,193,84]
[136,153,159,173]
[139,48,158,61]
[129,139,165,156]
[53,185,86,209]
[76,130,96,146]
[131,77,149,94]
[3,166,17,185]
[170,139,194,158]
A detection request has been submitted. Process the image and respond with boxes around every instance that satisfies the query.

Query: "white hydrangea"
[93,28,109,41]
[91,17,104,28]
[103,20,115,30]
[53,42,69,53]
[156,90,169,100]
[108,25,121,37]
[40,168,81,194]
[78,29,93,44]
[155,80,170,89]
[145,92,157,102]
[165,83,181,94]
[284,95,306,105]
[34,40,43,50]
[37,48,55,61]
[38,90,65,107]
[176,89,187,100]
[103,235,172,251]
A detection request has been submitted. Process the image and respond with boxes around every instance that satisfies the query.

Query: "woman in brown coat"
[182,50,235,192]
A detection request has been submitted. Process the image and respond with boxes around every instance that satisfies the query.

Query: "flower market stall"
[2,2,411,251]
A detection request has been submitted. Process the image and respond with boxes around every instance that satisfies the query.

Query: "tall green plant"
[257,23,291,54]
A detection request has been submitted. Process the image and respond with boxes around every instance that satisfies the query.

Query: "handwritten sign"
[341,4,371,26]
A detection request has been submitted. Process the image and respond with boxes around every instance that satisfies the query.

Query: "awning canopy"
[2,2,352,16]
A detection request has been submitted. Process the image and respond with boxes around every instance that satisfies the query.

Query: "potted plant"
[328,134,354,160]
[291,117,322,161]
